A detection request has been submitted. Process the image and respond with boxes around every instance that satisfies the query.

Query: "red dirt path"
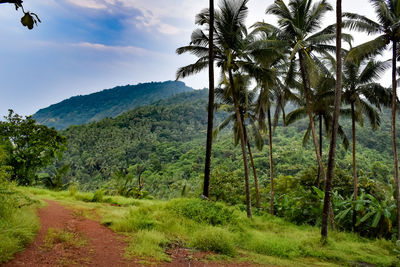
[3,200,260,267]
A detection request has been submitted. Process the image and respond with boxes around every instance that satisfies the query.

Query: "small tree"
[0,110,68,185]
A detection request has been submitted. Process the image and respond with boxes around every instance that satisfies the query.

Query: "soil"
[3,200,261,267]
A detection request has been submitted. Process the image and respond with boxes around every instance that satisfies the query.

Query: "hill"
[33,81,194,129]
[45,89,394,202]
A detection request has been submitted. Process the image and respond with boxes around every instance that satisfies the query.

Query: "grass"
[0,190,40,263]
[43,228,87,249]
[19,187,400,266]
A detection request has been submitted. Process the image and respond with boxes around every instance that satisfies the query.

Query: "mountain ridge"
[33,81,194,129]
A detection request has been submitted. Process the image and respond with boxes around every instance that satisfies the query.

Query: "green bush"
[166,199,236,226]
[191,227,236,256]
[91,189,104,202]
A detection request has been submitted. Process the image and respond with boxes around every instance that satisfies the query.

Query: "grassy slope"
[20,187,399,267]
[0,191,40,263]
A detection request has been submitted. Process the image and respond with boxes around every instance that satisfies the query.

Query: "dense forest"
[33,81,193,129]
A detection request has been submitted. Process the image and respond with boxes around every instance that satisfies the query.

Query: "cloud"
[66,0,107,10]
[72,42,154,56]
[63,0,204,35]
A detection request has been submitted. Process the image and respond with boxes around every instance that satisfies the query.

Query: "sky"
[0,0,384,116]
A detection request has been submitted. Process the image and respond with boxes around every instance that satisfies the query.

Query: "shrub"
[91,189,104,202]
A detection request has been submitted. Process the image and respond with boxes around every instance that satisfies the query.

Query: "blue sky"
[0,0,379,116]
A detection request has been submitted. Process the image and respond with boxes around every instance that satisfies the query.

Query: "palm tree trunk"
[298,52,326,181]
[318,114,323,187]
[203,0,215,198]
[351,102,358,231]
[322,0,342,241]
[243,124,260,209]
[268,108,275,215]
[229,69,252,218]
[391,40,400,241]
[247,139,260,209]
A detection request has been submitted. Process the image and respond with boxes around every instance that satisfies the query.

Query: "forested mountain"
[33,81,194,129]
[46,89,394,205]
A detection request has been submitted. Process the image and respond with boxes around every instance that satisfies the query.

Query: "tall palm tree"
[203,0,215,198]
[342,57,390,231]
[243,30,288,215]
[176,0,253,218]
[213,74,263,209]
[343,0,400,240]
[286,72,350,186]
[265,0,337,187]
[322,0,343,241]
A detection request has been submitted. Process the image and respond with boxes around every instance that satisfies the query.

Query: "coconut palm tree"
[203,0,215,198]
[286,72,350,187]
[343,0,400,240]
[213,74,263,209]
[342,57,390,231]
[321,0,343,241]
[176,0,253,218]
[265,0,337,187]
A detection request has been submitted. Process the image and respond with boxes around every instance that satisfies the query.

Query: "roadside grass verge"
[0,186,40,263]
[21,187,399,266]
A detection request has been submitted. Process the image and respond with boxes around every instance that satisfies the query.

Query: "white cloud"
[66,0,107,9]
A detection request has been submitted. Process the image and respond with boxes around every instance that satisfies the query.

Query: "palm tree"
[342,57,390,231]
[176,0,253,218]
[243,30,288,215]
[286,72,350,186]
[265,0,336,188]
[203,0,215,198]
[213,74,263,209]
[343,0,400,240]
[322,0,342,241]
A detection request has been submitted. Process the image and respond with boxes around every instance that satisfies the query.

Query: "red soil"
[3,200,261,267]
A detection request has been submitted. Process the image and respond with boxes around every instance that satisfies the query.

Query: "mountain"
[33,81,194,129]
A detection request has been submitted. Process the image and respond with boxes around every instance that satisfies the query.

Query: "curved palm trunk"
[203,0,215,198]
[247,139,260,209]
[298,52,326,181]
[322,0,342,241]
[229,69,252,218]
[268,108,275,215]
[351,102,358,231]
[391,40,400,241]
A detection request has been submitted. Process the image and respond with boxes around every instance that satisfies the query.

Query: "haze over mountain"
[33,81,194,129]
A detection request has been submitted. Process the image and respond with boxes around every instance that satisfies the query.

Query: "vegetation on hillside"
[33,81,193,129]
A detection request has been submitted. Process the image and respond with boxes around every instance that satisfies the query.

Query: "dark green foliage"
[33,81,194,129]
[166,199,236,226]
[0,110,68,185]
[56,90,212,194]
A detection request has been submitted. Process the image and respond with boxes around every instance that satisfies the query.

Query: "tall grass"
[22,187,400,266]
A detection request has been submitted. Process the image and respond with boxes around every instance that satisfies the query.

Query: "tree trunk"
[247,138,260,209]
[318,114,323,187]
[298,52,326,181]
[391,40,400,241]
[229,69,252,218]
[268,108,275,215]
[321,0,342,241]
[203,0,215,198]
[351,102,358,231]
